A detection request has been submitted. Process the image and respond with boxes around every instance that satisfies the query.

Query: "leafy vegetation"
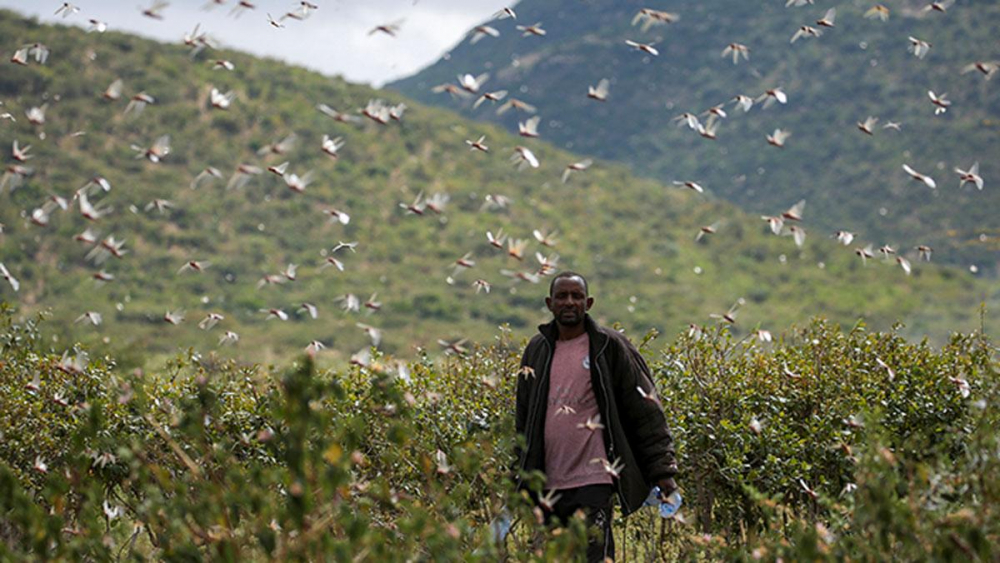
[0,10,996,368]
[1,305,997,560]
[1,6,997,559]
[391,0,1000,271]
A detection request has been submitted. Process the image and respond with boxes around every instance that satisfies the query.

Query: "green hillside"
[0,9,995,368]
[390,0,1000,272]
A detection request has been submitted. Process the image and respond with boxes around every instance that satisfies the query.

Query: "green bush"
[0,306,997,560]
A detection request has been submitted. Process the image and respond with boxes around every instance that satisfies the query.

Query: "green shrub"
[0,306,996,560]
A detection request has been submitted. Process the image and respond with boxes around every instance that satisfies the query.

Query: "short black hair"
[549,271,588,296]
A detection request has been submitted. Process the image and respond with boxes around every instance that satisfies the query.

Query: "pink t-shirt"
[543,332,612,490]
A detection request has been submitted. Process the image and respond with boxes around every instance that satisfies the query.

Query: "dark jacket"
[514,314,678,516]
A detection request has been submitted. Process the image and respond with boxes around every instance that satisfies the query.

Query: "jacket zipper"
[592,334,632,514]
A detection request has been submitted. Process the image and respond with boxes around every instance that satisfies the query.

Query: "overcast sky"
[0,0,512,86]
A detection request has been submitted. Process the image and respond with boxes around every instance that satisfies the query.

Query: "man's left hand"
[657,478,678,499]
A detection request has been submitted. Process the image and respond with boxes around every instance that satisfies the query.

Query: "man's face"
[546,277,593,327]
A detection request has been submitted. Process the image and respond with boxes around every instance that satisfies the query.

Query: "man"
[514,271,678,561]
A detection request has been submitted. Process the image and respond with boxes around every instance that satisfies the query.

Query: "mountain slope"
[390,0,1000,272]
[0,9,995,368]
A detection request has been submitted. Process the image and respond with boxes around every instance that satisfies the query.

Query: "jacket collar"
[538,313,608,348]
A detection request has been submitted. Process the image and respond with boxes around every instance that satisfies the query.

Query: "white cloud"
[0,0,511,86]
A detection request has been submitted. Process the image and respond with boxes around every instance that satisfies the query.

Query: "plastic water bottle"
[643,486,683,519]
[490,510,513,542]
[658,490,683,518]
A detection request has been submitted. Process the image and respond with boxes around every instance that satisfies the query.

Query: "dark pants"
[541,484,615,562]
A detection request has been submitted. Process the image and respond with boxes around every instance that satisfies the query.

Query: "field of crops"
[1,303,997,560]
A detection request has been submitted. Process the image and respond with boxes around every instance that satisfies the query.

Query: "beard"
[556,308,584,326]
